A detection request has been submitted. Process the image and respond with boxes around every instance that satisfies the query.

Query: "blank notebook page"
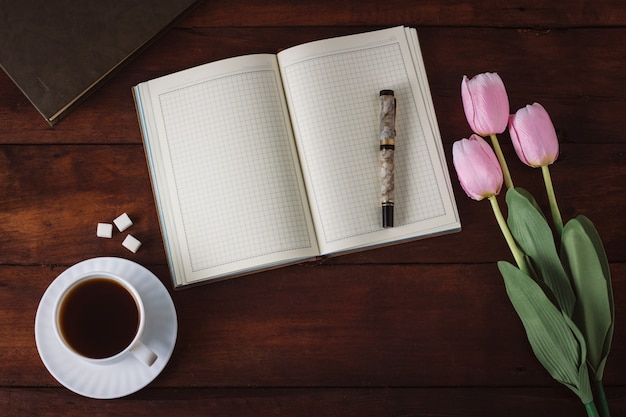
[157,69,313,272]
[281,41,447,245]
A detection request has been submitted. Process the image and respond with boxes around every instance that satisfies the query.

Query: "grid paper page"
[158,69,312,272]
[282,42,447,245]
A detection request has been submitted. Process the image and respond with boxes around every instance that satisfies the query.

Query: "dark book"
[0,0,202,125]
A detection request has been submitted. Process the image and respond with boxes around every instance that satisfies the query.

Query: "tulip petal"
[461,73,510,135]
[452,135,503,201]
[461,76,477,132]
[509,103,559,167]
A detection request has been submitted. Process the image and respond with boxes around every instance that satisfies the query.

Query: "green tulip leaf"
[513,186,545,218]
[497,261,593,404]
[560,216,614,380]
[505,187,576,316]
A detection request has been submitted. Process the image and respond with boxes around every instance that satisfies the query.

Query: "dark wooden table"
[2,1,625,415]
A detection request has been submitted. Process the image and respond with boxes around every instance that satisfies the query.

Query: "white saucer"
[35,257,178,399]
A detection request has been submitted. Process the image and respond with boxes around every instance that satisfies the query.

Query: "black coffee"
[58,278,139,359]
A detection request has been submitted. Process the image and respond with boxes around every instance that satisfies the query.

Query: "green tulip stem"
[595,380,611,417]
[541,164,563,237]
[488,195,527,273]
[585,402,601,417]
[489,134,514,190]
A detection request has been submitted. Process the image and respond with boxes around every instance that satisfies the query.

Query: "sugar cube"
[96,223,113,238]
[122,234,142,253]
[113,212,133,232]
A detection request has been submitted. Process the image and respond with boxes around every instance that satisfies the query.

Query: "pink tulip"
[508,103,559,167]
[453,134,504,201]
[461,72,510,136]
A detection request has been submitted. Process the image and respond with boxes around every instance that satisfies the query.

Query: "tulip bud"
[509,103,559,167]
[453,134,504,201]
[461,72,510,136]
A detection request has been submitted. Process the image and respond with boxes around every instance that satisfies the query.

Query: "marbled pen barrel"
[379,89,396,228]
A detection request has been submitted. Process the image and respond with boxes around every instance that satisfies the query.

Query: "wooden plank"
[0,145,165,266]
[0,143,624,265]
[3,264,624,388]
[1,27,626,144]
[186,0,626,28]
[3,386,626,416]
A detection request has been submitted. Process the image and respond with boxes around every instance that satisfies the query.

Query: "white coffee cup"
[52,272,157,367]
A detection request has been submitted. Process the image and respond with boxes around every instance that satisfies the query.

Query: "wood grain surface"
[1,1,625,415]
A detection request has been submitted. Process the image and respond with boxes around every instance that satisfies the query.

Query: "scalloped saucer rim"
[35,257,177,399]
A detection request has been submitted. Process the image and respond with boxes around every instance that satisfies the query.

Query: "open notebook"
[134,26,460,287]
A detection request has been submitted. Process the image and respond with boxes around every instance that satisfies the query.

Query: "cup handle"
[131,340,158,367]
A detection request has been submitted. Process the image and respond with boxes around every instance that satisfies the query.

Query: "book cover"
[0,0,202,125]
